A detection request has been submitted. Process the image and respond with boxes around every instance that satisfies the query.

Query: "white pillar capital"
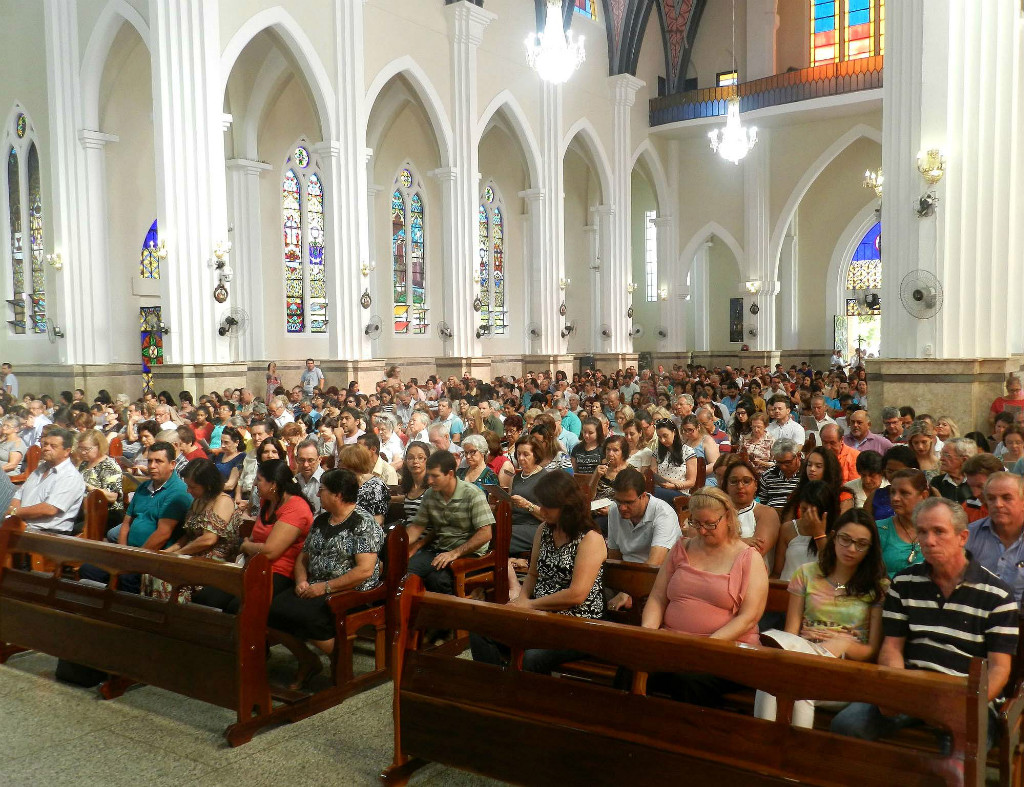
[221,113,233,131]
[78,129,118,149]
[650,215,674,228]
[225,158,272,175]
[608,74,646,107]
[428,166,458,182]
[312,140,342,159]
[590,204,614,218]
[444,0,497,44]
[518,188,545,204]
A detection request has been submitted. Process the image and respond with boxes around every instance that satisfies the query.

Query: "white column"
[365,174,385,357]
[149,0,228,364]
[608,75,645,354]
[535,80,565,355]
[743,130,775,349]
[583,222,599,348]
[778,216,798,349]
[746,0,779,80]
[653,216,683,350]
[225,158,271,361]
[692,241,711,351]
[881,0,1023,359]
[44,0,110,363]
[328,0,370,361]
[592,204,614,350]
[443,1,496,357]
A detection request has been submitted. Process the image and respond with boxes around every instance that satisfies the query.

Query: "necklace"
[894,516,920,562]
[521,467,542,479]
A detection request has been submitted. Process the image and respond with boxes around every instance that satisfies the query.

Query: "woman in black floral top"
[471,471,605,674]
[74,429,124,525]
[338,443,390,524]
[268,468,384,688]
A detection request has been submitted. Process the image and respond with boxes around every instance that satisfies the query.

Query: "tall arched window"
[139,220,160,278]
[4,109,45,335]
[477,183,507,335]
[281,142,327,334]
[811,0,885,66]
[392,166,428,335]
[841,221,881,359]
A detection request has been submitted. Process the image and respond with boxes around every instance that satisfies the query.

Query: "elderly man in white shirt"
[26,400,52,446]
[766,395,806,445]
[7,427,86,534]
[270,395,294,429]
[293,439,324,515]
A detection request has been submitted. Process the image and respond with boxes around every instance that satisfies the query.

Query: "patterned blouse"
[78,456,124,512]
[457,465,500,492]
[303,507,384,591]
[740,432,775,475]
[357,476,390,519]
[147,498,243,603]
[532,525,604,618]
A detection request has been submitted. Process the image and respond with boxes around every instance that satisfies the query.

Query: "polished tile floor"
[0,648,502,786]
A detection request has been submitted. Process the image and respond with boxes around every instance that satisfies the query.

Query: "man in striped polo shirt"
[832,497,1018,748]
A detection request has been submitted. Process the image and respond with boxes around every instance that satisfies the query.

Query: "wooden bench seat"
[382,577,991,786]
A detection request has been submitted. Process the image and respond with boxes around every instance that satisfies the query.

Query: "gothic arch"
[824,202,879,343]
[678,220,745,284]
[476,90,542,189]
[80,0,151,129]
[560,118,613,205]
[630,139,670,214]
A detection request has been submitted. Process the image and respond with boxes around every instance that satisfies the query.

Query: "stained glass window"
[140,220,160,279]
[294,146,309,168]
[139,306,164,395]
[283,169,303,332]
[477,205,490,326]
[392,189,408,333]
[307,173,327,334]
[26,144,44,334]
[573,0,597,20]
[846,221,881,290]
[15,114,26,139]
[392,169,428,335]
[409,193,427,334]
[492,206,505,335]
[645,210,658,302]
[477,185,508,336]
[812,1,884,66]
[7,147,24,333]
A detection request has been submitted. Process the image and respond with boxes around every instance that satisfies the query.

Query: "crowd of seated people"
[4,358,1024,750]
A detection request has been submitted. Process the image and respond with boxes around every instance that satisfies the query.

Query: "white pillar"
[149,0,228,364]
[881,0,1023,359]
[225,158,271,361]
[365,174,385,358]
[608,75,645,355]
[583,222,599,348]
[328,0,370,361]
[653,216,682,350]
[535,80,566,355]
[44,0,110,363]
[692,241,711,351]
[746,0,779,80]
[443,1,495,357]
[592,204,614,350]
[743,130,775,349]
[778,217,798,349]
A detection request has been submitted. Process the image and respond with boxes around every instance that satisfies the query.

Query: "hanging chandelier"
[708,0,756,164]
[709,96,757,164]
[525,0,585,85]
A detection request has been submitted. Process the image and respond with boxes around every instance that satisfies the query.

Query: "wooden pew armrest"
[450,552,495,576]
[327,584,387,617]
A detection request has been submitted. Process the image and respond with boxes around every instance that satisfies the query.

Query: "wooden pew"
[9,444,40,486]
[22,489,110,574]
[108,437,123,458]
[382,578,990,787]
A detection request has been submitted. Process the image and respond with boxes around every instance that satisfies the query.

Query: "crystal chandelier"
[525,0,585,85]
[709,96,757,164]
[708,0,756,164]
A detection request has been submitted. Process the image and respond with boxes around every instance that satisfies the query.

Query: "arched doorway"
[837,221,881,360]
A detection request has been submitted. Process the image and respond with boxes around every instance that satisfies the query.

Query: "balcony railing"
[650,55,883,126]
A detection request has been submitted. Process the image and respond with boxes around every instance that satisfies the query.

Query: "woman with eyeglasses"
[457,434,500,491]
[721,457,781,561]
[650,419,698,504]
[739,412,774,475]
[640,487,768,707]
[755,508,887,728]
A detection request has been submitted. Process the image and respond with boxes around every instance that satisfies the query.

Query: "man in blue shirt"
[966,472,1024,602]
[556,397,582,437]
[720,380,741,415]
[79,441,192,594]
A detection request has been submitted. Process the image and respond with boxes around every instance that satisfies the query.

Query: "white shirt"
[767,417,806,445]
[607,495,680,563]
[380,433,405,464]
[274,410,295,428]
[295,466,324,515]
[16,457,86,534]
[30,414,52,447]
[3,372,18,398]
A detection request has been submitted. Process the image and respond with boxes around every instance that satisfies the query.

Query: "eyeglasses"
[727,476,756,486]
[613,495,643,508]
[690,515,723,532]
[835,532,871,552]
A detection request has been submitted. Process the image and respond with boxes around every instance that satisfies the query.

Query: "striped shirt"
[883,557,1018,678]
[757,466,800,509]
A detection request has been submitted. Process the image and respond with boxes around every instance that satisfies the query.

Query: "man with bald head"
[842,409,893,454]
[819,423,859,484]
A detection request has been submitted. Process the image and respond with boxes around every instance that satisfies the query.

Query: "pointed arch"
[769,123,882,280]
[678,221,745,284]
[220,7,337,143]
[366,57,453,168]
[560,118,613,205]
[81,0,152,129]
[825,201,879,342]
[630,139,671,214]
[476,91,542,189]
[240,48,290,159]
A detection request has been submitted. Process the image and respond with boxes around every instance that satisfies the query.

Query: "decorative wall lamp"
[863,168,884,198]
[744,280,762,294]
[916,149,945,218]
[559,277,571,290]
[148,238,168,260]
[659,285,668,301]
[626,281,638,294]
[361,260,376,277]
[211,240,233,303]
[45,252,63,271]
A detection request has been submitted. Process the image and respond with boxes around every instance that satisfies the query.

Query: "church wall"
[793,136,880,349]
[563,147,597,356]
[690,0,749,87]
[256,72,329,362]
[630,170,658,352]
[370,101,443,359]
[708,239,742,350]
[776,0,811,72]
[629,2,665,145]
[478,124,528,356]
[100,24,157,367]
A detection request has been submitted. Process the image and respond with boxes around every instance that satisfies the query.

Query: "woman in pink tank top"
[640,487,769,706]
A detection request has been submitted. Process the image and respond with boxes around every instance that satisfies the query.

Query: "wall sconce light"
[148,239,168,260]
[626,281,637,294]
[917,149,946,185]
[361,260,376,277]
[863,168,883,198]
[559,277,571,290]
[45,252,63,271]
[744,280,762,294]
[213,240,232,261]
[658,285,668,301]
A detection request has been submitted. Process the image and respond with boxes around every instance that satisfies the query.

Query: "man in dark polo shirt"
[832,497,1017,747]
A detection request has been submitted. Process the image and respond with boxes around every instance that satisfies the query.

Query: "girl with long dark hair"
[651,418,698,503]
[772,480,838,580]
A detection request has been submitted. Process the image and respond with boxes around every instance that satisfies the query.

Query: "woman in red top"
[193,459,313,613]
[190,405,214,443]
[641,487,768,707]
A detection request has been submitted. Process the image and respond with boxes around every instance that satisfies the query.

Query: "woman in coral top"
[641,486,769,707]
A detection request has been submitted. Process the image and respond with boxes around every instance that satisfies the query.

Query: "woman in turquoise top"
[874,469,932,578]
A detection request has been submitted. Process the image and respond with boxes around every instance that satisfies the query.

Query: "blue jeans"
[469,633,586,675]
[831,702,998,753]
